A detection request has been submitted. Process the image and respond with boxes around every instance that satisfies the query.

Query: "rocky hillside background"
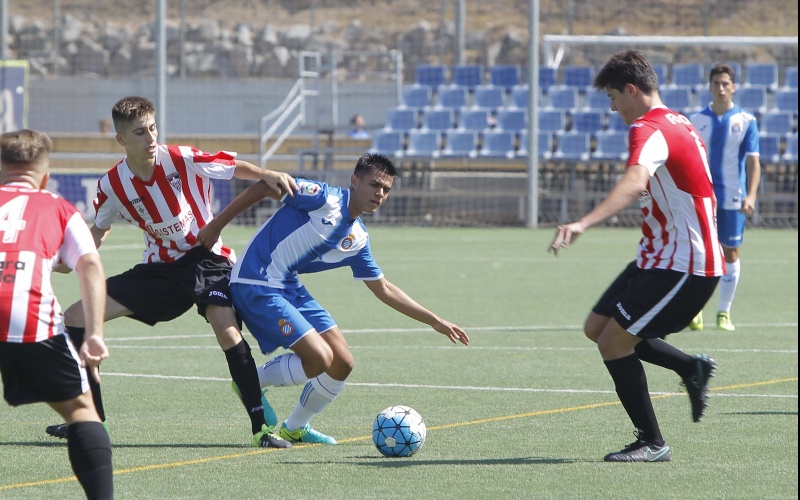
[8,0,799,81]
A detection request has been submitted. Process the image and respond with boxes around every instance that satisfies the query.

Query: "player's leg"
[46,295,132,439]
[280,326,349,445]
[716,209,745,331]
[50,393,114,500]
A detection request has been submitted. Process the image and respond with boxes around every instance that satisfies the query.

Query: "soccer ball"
[372,405,427,457]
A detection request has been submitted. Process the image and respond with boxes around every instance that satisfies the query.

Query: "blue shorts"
[231,283,336,355]
[717,208,745,248]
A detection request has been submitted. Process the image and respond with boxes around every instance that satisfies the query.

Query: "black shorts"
[0,335,88,406]
[592,261,720,339]
[106,246,234,326]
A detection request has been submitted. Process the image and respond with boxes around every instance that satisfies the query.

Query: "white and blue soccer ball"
[372,405,427,457]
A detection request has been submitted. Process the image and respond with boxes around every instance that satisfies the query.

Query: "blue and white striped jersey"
[230,178,383,289]
[690,104,760,210]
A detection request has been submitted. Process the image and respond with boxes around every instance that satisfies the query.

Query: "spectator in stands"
[0,129,113,499]
[689,64,761,332]
[195,153,469,445]
[43,96,298,450]
[549,51,722,462]
[348,113,370,139]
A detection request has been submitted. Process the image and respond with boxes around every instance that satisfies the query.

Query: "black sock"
[604,354,664,446]
[224,339,267,434]
[67,327,106,421]
[67,421,114,500]
[635,338,694,379]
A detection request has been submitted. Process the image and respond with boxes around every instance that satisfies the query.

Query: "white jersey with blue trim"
[230,178,383,289]
[689,104,760,210]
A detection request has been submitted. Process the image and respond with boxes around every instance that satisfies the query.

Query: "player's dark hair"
[111,96,156,132]
[594,50,659,94]
[709,64,736,83]
[0,129,52,166]
[354,153,398,178]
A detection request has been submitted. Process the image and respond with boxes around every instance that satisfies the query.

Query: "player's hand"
[740,196,757,216]
[197,220,222,249]
[263,171,298,198]
[80,335,109,383]
[433,321,469,346]
[548,221,586,256]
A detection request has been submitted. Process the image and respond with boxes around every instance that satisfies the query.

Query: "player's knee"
[301,345,335,378]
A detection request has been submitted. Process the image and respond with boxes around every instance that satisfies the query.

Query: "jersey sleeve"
[92,173,120,229]
[177,145,238,180]
[744,118,760,156]
[283,178,329,212]
[627,123,668,176]
[59,211,99,270]
[350,240,383,281]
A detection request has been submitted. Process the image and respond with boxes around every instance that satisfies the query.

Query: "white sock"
[257,353,310,388]
[285,373,346,431]
[718,259,741,313]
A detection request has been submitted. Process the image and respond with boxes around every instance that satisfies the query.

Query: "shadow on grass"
[0,441,252,449]
[722,411,798,416]
[291,456,583,466]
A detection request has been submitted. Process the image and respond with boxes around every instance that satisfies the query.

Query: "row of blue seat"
[401,84,799,117]
[385,106,798,137]
[416,63,798,92]
[370,129,799,164]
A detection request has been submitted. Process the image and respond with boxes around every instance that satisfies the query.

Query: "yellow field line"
[2,376,796,492]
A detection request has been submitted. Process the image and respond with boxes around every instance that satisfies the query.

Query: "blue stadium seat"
[759,133,782,164]
[783,134,798,163]
[415,64,447,88]
[538,109,566,133]
[584,89,610,111]
[695,88,713,111]
[405,130,441,158]
[760,111,794,136]
[369,131,404,157]
[441,131,478,158]
[707,62,742,83]
[607,112,629,133]
[421,108,454,132]
[384,107,417,132]
[774,90,798,115]
[489,65,520,91]
[521,66,558,90]
[736,86,768,114]
[458,108,491,132]
[745,62,779,91]
[660,87,694,114]
[571,110,605,134]
[401,85,432,109]
[561,65,595,89]
[546,86,579,112]
[451,65,484,90]
[517,131,553,159]
[784,66,798,90]
[479,130,516,158]
[435,85,468,109]
[496,109,528,132]
[670,63,705,90]
[509,85,529,109]
[592,132,629,161]
[553,132,591,161]
[652,63,668,86]
[473,85,505,109]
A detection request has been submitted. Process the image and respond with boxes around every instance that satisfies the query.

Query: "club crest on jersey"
[298,181,321,196]
[278,319,294,336]
[341,233,355,250]
[731,122,742,133]
[166,172,182,192]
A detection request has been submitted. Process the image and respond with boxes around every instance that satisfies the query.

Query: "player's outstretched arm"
[233,160,298,198]
[364,278,469,346]
[549,163,649,255]
[74,252,109,382]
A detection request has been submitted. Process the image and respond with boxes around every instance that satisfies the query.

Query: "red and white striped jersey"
[0,183,98,343]
[627,106,725,277]
[93,144,237,264]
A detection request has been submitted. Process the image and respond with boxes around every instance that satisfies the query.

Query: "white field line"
[98,372,797,399]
